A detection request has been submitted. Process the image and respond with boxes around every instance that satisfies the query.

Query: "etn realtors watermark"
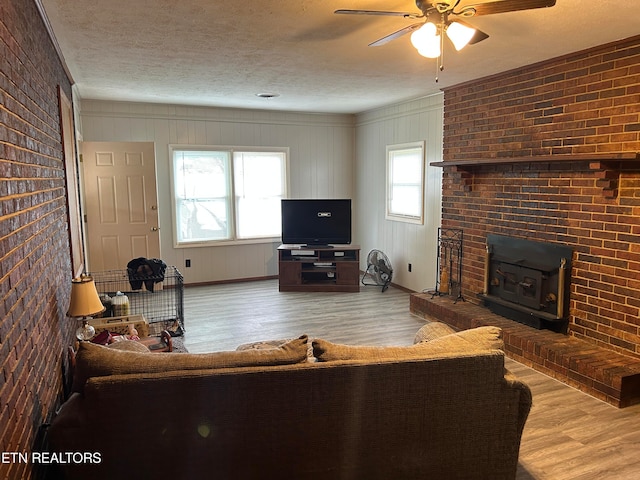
[2,451,101,464]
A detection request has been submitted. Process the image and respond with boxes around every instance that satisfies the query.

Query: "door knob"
[151,227,159,232]
[151,205,158,210]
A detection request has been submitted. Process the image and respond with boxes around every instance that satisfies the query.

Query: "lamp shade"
[67,276,106,318]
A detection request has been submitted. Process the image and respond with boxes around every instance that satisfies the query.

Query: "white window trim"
[385,141,425,225]
[169,145,290,248]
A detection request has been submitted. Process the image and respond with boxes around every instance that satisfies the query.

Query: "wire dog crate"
[89,266,184,336]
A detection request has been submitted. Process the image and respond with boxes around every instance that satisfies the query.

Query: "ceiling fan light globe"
[422,21,438,37]
[446,21,476,51]
[417,35,441,58]
[410,21,437,50]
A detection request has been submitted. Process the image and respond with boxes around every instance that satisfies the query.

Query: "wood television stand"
[278,244,360,292]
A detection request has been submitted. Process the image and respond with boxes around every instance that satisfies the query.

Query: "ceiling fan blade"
[468,28,489,44]
[452,19,490,45]
[335,9,421,19]
[459,0,556,16]
[368,23,423,47]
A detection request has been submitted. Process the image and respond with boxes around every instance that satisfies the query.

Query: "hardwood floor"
[183,279,640,480]
[183,278,425,352]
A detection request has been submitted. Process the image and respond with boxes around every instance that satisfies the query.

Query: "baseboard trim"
[185,275,278,288]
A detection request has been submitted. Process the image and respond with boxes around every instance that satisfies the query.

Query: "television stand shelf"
[278,244,360,292]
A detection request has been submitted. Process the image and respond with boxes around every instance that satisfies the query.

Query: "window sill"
[174,237,282,249]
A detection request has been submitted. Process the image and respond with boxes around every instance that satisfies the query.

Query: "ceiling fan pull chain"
[435,56,443,83]
[435,23,444,83]
[439,25,445,72]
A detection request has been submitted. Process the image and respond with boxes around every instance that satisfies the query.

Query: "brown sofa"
[48,324,531,480]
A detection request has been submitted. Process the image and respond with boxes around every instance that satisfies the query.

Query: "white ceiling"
[40,0,640,114]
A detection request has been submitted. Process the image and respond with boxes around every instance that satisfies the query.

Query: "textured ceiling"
[40,0,640,114]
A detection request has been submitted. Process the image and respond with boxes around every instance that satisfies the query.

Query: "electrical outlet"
[408,263,412,272]
[185,259,191,268]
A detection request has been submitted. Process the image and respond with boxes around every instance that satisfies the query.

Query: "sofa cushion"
[73,334,309,393]
[313,327,503,362]
[236,337,317,362]
[414,322,457,343]
[236,338,293,350]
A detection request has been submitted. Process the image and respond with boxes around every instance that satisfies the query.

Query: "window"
[171,146,288,245]
[385,141,425,224]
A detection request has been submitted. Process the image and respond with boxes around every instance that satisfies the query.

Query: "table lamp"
[67,275,106,340]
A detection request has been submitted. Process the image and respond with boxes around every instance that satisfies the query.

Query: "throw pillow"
[430,326,503,351]
[313,326,503,362]
[73,334,309,393]
[106,339,150,353]
[414,322,457,343]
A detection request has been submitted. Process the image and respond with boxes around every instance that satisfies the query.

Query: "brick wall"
[440,36,640,358]
[1,0,75,478]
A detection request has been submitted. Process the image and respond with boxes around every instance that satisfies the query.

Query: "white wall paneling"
[79,96,443,291]
[80,100,355,284]
[355,94,443,294]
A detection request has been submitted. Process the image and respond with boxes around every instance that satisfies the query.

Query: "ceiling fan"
[335,0,556,66]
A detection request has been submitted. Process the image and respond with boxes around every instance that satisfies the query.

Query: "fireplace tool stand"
[432,228,464,303]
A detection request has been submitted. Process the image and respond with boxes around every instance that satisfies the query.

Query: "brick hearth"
[410,293,640,408]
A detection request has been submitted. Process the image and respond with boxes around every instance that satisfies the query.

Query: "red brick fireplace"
[412,35,640,406]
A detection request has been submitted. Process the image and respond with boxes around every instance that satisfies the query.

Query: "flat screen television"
[281,199,351,246]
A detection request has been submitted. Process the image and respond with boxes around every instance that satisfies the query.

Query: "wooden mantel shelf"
[432,152,640,198]
[430,152,640,168]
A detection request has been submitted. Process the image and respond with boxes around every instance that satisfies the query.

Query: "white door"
[81,142,160,272]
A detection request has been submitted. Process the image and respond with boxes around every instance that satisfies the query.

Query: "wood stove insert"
[479,234,573,333]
